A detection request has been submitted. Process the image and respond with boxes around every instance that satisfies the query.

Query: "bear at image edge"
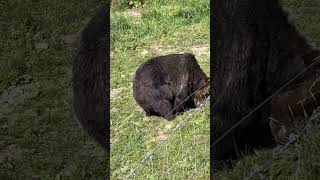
[269,60,320,145]
[72,6,108,151]
[133,53,209,120]
[211,0,319,166]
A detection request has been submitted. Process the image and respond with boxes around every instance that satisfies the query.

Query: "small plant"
[128,0,144,8]
[112,0,145,10]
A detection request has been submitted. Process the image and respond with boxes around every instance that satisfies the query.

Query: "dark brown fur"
[270,60,320,145]
[211,0,319,167]
[133,53,209,120]
[72,6,109,150]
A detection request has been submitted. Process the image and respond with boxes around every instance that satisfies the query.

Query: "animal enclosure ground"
[213,0,320,179]
[0,1,107,179]
[110,0,210,179]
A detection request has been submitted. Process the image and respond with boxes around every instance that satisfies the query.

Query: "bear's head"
[194,77,210,107]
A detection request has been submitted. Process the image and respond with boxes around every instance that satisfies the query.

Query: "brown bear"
[72,6,109,151]
[133,53,209,120]
[211,0,319,167]
[269,61,320,145]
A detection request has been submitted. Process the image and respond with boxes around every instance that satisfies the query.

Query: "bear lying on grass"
[72,6,108,151]
[270,55,320,145]
[211,0,319,167]
[133,53,209,120]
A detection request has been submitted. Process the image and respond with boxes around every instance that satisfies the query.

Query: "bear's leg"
[152,100,175,120]
[173,97,195,115]
[173,97,185,114]
[173,86,192,114]
[140,106,154,116]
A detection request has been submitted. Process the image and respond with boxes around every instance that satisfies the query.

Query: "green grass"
[110,0,210,179]
[0,1,107,179]
[213,113,320,180]
[213,0,320,179]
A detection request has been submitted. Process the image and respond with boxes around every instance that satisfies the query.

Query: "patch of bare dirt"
[0,144,24,163]
[110,88,123,98]
[0,75,40,108]
[191,44,209,56]
[152,45,175,54]
[126,8,141,17]
[156,130,168,141]
[164,122,173,130]
[143,116,151,122]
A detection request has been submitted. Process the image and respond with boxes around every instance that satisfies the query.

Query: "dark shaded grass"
[0,0,107,179]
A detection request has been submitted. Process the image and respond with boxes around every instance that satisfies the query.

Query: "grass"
[110,0,210,179]
[213,111,320,180]
[0,0,107,179]
[212,0,320,179]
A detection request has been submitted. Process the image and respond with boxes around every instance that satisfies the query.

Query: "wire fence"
[125,82,210,179]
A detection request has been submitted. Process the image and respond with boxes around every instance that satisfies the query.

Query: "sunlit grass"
[110,0,210,179]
